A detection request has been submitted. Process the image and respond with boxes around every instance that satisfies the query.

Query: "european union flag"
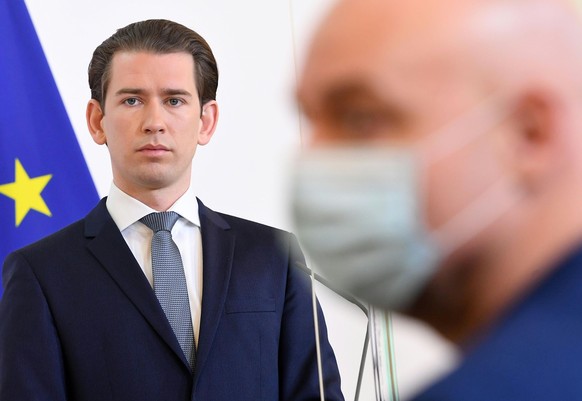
[0,0,99,298]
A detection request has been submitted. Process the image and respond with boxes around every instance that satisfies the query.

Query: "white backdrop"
[24,0,458,399]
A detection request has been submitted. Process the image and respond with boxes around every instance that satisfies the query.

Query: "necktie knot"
[140,211,180,233]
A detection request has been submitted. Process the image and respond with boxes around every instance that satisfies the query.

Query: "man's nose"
[142,102,166,134]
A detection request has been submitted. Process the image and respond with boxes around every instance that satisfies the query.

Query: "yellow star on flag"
[0,159,52,227]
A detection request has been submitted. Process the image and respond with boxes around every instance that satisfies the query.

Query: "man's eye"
[123,98,141,106]
[337,109,384,135]
[167,98,184,106]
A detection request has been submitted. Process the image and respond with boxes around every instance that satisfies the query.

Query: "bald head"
[462,0,582,95]
[299,0,582,141]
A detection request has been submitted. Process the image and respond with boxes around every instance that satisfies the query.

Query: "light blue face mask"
[291,96,517,311]
[292,148,439,310]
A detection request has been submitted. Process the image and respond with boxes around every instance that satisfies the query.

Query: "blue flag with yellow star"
[0,0,99,298]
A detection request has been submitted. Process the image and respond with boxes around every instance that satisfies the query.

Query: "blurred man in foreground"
[293,0,582,398]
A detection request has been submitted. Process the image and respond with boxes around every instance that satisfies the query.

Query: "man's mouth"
[138,144,170,156]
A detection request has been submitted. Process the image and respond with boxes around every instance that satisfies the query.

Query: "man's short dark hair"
[88,19,218,110]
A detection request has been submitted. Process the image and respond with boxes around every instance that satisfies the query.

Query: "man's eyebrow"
[160,88,193,97]
[114,88,194,97]
[114,88,146,96]
[297,82,374,113]
[323,82,383,105]
[324,82,406,116]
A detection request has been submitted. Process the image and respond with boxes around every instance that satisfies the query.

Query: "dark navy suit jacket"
[0,198,343,401]
[413,245,582,401]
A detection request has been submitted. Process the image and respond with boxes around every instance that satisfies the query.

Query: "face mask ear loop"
[415,94,519,254]
[418,93,511,165]
[431,176,521,256]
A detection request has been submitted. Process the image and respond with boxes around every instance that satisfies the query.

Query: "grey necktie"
[140,211,196,370]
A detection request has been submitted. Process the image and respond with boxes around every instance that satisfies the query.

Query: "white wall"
[24,1,459,399]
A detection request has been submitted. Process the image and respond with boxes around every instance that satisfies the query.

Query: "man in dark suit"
[0,19,343,401]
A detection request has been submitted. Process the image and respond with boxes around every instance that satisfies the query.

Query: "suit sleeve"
[278,234,345,401]
[0,251,68,401]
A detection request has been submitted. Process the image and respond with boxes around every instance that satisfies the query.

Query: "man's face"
[87,51,215,198]
[297,0,508,238]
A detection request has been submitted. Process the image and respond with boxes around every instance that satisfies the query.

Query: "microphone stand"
[369,307,400,401]
[296,262,399,401]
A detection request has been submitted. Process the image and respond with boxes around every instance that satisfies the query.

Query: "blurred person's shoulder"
[413,245,582,401]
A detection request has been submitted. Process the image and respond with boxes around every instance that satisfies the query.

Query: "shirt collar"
[168,185,200,227]
[106,182,200,231]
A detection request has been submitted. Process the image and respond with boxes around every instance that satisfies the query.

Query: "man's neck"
[114,181,189,212]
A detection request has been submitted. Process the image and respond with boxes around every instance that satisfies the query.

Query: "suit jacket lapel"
[84,199,190,369]
[194,199,235,384]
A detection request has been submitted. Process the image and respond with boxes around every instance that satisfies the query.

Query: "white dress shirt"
[106,183,203,341]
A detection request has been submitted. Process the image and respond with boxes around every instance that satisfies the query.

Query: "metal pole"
[369,307,399,401]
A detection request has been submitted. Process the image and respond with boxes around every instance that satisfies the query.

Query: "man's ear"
[198,100,219,146]
[86,99,107,145]
[508,91,561,192]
